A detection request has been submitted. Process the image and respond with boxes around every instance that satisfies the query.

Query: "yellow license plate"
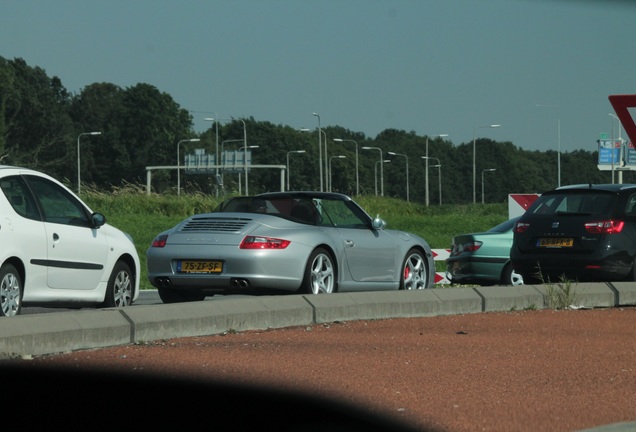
[538,238,573,248]
[178,260,223,273]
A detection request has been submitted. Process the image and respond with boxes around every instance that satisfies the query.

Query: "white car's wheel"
[400,249,428,290]
[300,248,336,294]
[0,263,22,317]
[102,261,134,308]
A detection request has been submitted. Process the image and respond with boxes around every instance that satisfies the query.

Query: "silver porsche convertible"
[147,191,435,303]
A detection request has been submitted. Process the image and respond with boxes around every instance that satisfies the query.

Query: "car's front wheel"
[400,249,429,290]
[102,261,134,308]
[300,248,336,294]
[0,263,22,317]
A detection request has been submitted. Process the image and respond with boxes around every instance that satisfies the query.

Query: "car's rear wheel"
[501,263,524,286]
[0,263,22,317]
[158,287,206,303]
[400,249,428,290]
[300,248,336,294]
[102,261,134,308]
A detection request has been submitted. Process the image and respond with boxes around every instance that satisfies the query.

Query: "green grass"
[82,191,510,291]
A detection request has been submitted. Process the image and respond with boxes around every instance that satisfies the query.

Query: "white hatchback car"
[0,165,140,316]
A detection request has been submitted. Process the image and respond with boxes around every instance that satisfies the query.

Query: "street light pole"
[203,115,219,196]
[373,160,390,196]
[177,138,201,196]
[329,155,346,192]
[363,146,384,196]
[333,138,359,196]
[388,151,409,202]
[286,150,306,191]
[536,105,560,187]
[425,134,448,206]
[473,125,501,204]
[609,113,623,184]
[77,131,102,194]
[432,163,442,205]
[240,144,258,195]
[481,168,496,204]
[312,113,323,192]
[321,129,328,190]
[421,156,442,205]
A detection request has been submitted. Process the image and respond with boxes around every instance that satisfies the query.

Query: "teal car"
[446,217,523,286]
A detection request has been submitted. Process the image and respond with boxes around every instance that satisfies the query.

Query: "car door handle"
[345,240,355,248]
[53,233,60,241]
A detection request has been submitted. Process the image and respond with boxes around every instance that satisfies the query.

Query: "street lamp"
[203,115,220,196]
[177,138,201,196]
[363,146,384,196]
[388,151,409,202]
[473,124,501,204]
[374,160,390,196]
[286,150,306,191]
[421,156,442,205]
[329,155,346,192]
[333,138,359,196]
[431,163,442,205]
[77,131,102,194]
[425,134,448,206]
[240,144,259,195]
[536,105,560,187]
[481,168,496,204]
[312,113,323,192]
[609,113,623,184]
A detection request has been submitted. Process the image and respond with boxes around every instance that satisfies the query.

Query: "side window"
[25,175,91,226]
[626,195,636,216]
[319,199,367,228]
[0,176,41,221]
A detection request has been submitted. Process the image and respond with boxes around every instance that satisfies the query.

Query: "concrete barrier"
[1,282,635,358]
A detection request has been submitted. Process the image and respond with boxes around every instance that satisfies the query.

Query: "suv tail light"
[584,220,624,234]
[514,222,530,233]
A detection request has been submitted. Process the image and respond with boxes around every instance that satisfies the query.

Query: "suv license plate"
[538,238,573,248]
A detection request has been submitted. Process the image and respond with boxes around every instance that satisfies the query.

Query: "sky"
[2,0,636,154]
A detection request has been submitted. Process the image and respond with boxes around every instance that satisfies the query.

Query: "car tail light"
[514,222,530,233]
[584,220,624,234]
[463,241,483,252]
[240,236,291,249]
[151,234,168,248]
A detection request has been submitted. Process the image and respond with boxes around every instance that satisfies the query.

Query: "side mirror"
[91,212,107,228]
[372,214,386,230]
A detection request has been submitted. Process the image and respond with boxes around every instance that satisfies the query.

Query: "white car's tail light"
[240,236,291,249]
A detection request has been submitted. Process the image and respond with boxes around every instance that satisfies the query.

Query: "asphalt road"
[20,290,245,314]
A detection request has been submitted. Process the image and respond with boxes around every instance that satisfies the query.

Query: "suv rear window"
[529,193,615,216]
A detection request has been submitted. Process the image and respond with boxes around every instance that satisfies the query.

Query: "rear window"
[528,192,615,216]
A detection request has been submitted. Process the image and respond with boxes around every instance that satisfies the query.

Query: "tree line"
[1,56,627,204]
